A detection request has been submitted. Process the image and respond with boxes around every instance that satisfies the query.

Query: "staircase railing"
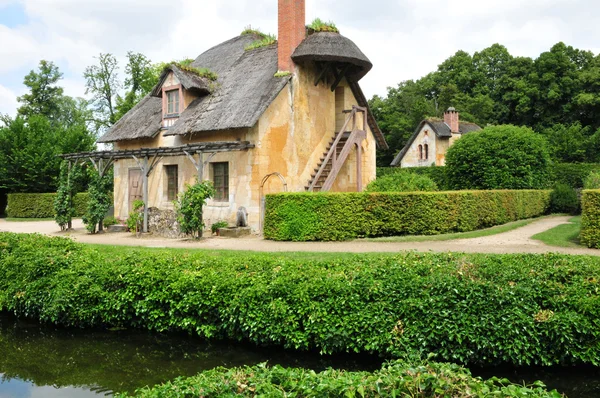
[309,105,367,192]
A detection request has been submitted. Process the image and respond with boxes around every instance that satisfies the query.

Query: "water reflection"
[0,314,379,397]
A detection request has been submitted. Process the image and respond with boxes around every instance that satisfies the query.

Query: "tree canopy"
[371,42,600,166]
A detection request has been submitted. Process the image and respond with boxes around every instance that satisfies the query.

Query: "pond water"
[0,314,599,397]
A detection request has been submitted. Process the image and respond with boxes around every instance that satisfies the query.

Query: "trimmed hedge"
[264,190,551,241]
[6,193,89,218]
[117,361,559,398]
[1,232,600,368]
[581,189,600,248]
[378,163,600,189]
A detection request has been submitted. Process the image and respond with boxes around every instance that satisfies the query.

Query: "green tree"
[175,180,215,239]
[82,167,113,234]
[17,60,64,121]
[84,53,121,132]
[445,125,551,190]
[115,52,158,120]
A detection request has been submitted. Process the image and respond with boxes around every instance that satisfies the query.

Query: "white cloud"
[0,0,599,104]
[0,84,19,117]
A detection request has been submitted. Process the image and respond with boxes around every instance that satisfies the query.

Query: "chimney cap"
[446,107,457,112]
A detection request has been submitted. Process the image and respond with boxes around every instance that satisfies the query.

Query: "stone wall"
[147,207,184,239]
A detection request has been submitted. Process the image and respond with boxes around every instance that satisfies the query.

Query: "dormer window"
[166,90,180,115]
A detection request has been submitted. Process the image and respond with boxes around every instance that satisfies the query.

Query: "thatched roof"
[164,35,291,137]
[97,95,162,143]
[391,119,482,166]
[292,32,372,81]
[151,64,213,97]
[98,32,386,148]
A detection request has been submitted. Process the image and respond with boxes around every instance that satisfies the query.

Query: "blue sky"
[1,0,599,117]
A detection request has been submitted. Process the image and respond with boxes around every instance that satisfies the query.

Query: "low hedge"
[117,361,559,398]
[581,189,600,248]
[6,193,89,218]
[377,167,449,189]
[1,233,600,368]
[264,190,551,241]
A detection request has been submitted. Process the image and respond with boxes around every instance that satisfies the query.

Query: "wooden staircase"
[306,106,368,192]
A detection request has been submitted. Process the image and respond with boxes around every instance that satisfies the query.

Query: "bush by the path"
[366,172,438,192]
[549,183,580,215]
[264,190,551,241]
[117,361,560,398]
[377,166,449,189]
[6,193,89,218]
[581,189,600,248]
[1,233,599,368]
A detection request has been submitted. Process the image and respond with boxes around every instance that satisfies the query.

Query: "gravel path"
[0,216,597,256]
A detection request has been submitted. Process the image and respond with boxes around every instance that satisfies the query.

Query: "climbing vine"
[175,179,215,239]
[82,167,113,234]
[54,161,83,231]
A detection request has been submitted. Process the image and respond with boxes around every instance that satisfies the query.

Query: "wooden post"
[356,143,362,192]
[198,152,204,181]
[143,156,149,233]
[67,160,72,230]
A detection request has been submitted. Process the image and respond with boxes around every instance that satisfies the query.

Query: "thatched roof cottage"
[98,0,387,233]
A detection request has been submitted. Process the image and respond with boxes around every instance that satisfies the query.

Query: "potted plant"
[211,221,229,236]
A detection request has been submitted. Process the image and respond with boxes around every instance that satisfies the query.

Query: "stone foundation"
[147,207,185,238]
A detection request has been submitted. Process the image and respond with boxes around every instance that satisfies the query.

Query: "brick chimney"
[278,0,306,72]
[444,107,460,134]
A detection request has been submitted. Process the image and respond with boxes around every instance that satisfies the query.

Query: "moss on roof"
[245,33,277,51]
[308,18,339,34]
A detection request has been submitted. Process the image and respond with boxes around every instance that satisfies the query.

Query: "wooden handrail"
[309,106,367,192]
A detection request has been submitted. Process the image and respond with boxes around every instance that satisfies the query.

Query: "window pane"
[212,162,229,201]
[165,165,178,201]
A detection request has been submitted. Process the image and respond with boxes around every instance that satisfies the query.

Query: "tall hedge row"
[377,163,600,189]
[1,232,599,368]
[581,189,600,248]
[264,190,551,241]
[6,193,89,218]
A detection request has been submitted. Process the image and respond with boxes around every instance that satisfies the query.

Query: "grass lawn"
[532,216,582,248]
[364,216,545,243]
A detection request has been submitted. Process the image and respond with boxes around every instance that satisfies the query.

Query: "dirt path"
[0,216,597,256]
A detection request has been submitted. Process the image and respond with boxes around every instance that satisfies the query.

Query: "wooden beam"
[142,156,149,234]
[331,64,352,92]
[314,62,332,86]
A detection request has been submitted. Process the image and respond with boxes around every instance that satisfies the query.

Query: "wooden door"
[128,169,143,212]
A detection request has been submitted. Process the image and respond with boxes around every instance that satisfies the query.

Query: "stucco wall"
[112,63,378,232]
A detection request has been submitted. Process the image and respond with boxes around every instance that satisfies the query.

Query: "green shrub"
[551,163,600,188]
[175,180,215,239]
[264,190,551,241]
[446,125,551,190]
[584,171,600,189]
[126,200,144,234]
[308,18,339,33]
[117,361,559,398]
[211,220,228,234]
[581,189,600,248]
[1,232,600,368]
[7,193,90,218]
[103,216,119,228]
[377,167,449,189]
[366,172,438,192]
[549,183,580,215]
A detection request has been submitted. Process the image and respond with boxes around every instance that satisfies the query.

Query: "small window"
[165,165,178,201]
[424,144,429,160]
[166,90,180,115]
[418,145,423,160]
[212,162,229,202]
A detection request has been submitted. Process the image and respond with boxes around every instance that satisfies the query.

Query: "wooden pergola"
[60,141,255,233]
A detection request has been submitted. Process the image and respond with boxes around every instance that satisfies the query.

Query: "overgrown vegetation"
[308,18,339,33]
[175,180,215,239]
[82,168,113,234]
[584,170,600,189]
[581,189,600,248]
[446,125,551,190]
[366,172,438,192]
[54,162,84,230]
[1,232,599,368]
[117,361,559,398]
[7,192,89,219]
[245,33,277,51]
[264,190,551,241]
[126,200,144,234]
